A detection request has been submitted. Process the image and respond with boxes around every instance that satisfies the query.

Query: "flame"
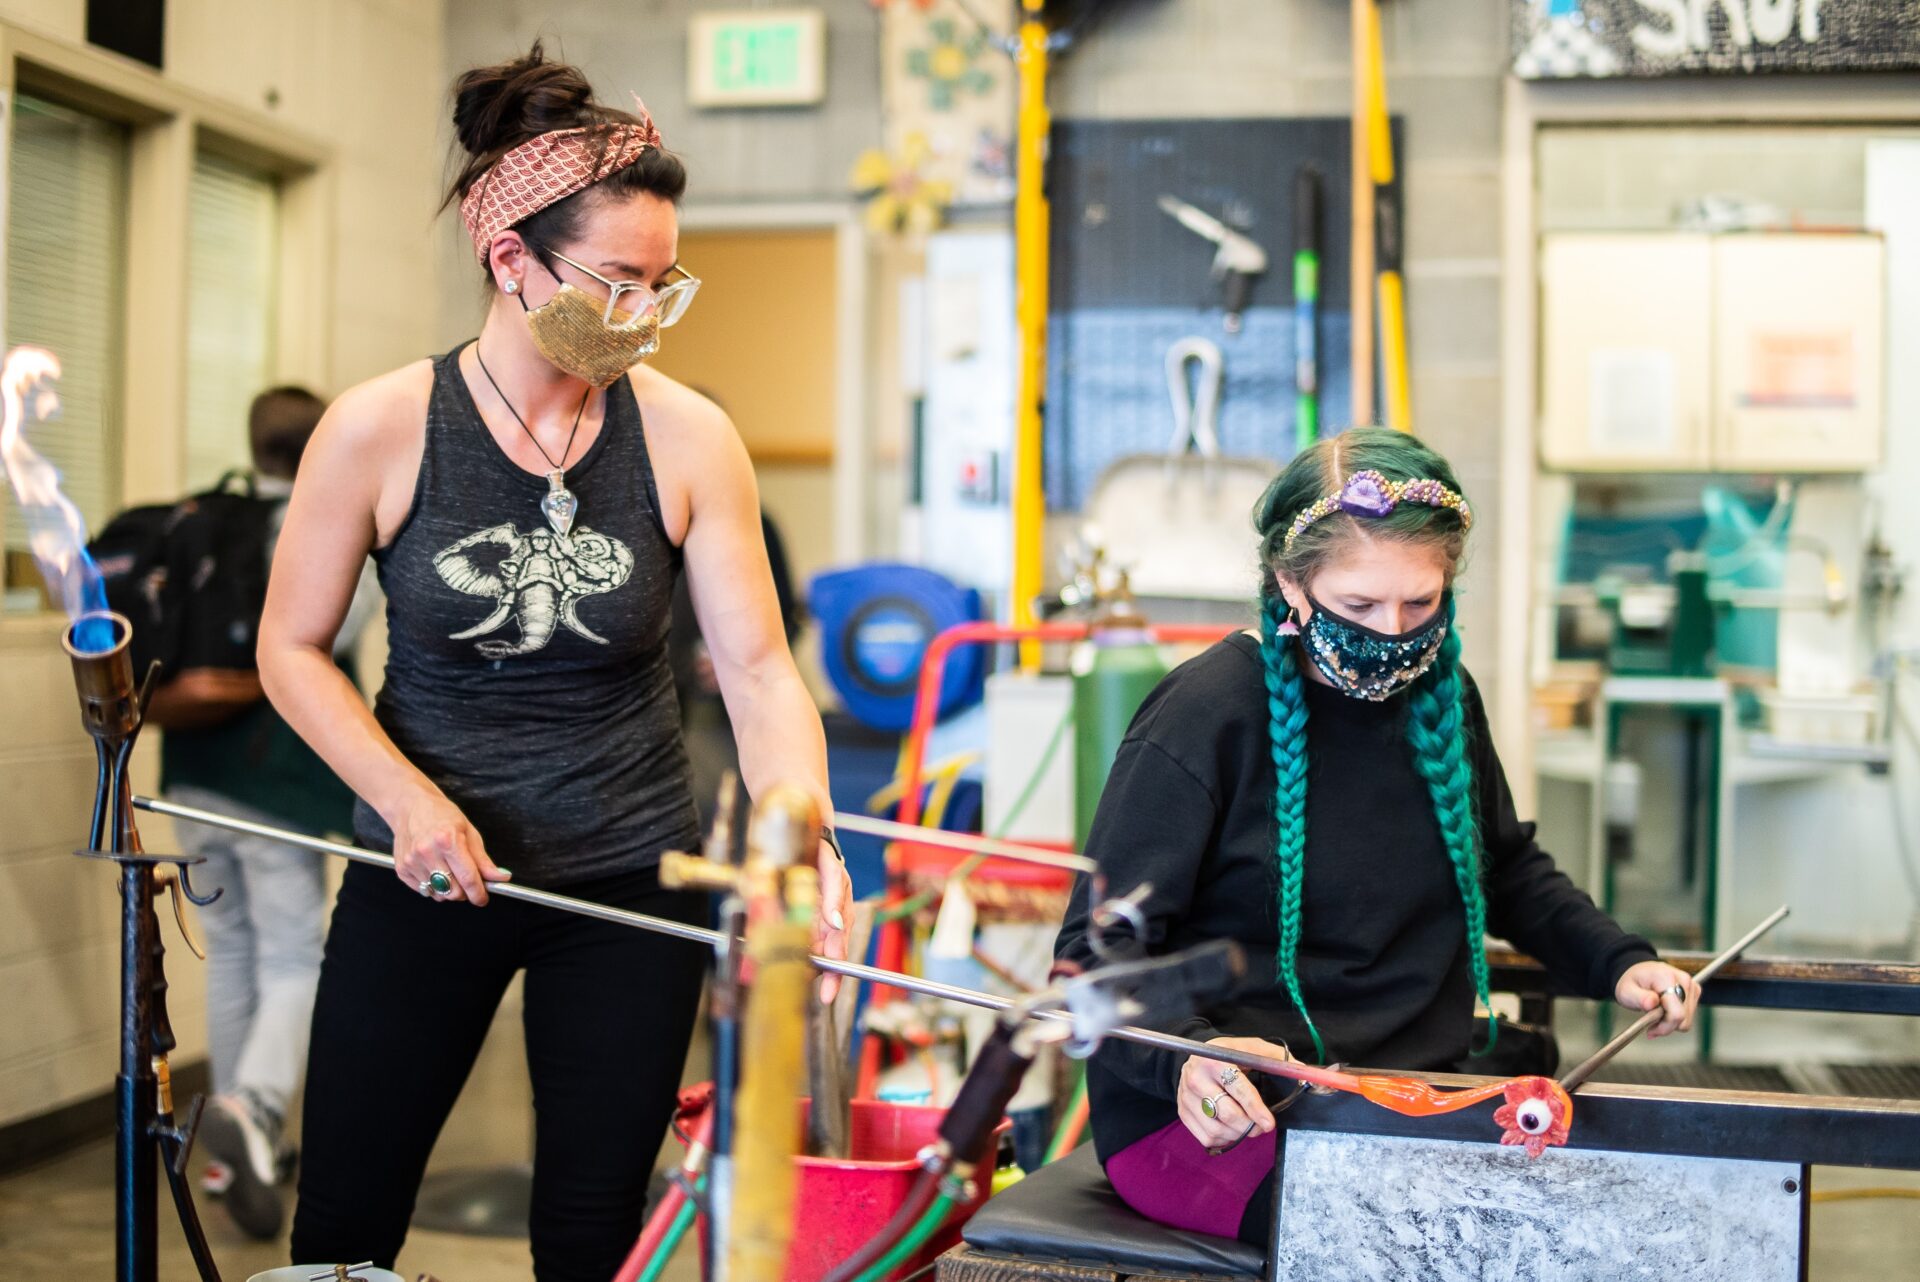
[0,347,114,652]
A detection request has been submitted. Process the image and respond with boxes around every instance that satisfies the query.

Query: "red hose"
[612,1089,715,1282]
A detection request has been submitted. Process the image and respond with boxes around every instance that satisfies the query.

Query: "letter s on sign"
[1631,0,1691,60]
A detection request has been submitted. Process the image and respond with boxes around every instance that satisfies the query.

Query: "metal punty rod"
[134,795,1296,1082]
[829,811,1097,875]
[1558,904,1792,1093]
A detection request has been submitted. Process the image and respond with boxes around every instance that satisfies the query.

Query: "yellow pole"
[1349,0,1376,428]
[1368,1,1412,434]
[1012,1,1051,671]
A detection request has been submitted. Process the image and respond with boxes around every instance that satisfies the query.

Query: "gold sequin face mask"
[522,283,660,388]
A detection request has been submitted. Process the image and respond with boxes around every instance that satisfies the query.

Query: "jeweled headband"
[460,112,663,264]
[1282,468,1472,553]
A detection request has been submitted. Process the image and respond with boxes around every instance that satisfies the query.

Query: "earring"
[503,279,519,294]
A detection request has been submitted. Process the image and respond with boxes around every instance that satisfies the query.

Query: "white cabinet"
[1712,234,1885,472]
[1540,231,1884,473]
[1541,234,1714,471]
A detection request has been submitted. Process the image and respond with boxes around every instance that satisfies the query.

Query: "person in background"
[161,386,376,1241]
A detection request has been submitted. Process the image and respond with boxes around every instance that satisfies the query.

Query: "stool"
[938,1147,1262,1282]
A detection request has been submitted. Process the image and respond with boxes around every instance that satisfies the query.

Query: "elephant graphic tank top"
[354,343,700,885]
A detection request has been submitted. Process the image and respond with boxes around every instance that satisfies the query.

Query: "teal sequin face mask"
[1301,590,1449,701]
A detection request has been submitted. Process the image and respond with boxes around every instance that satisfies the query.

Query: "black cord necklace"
[476,346,591,537]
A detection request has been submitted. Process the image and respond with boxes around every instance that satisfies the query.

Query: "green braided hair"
[1249,427,1493,1061]
[1405,598,1498,1053]
[1257,591,1323,1064]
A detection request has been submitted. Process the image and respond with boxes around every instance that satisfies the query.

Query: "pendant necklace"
[475,347,591,537]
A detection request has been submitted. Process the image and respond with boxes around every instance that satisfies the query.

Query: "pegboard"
[1045,116,1400,511]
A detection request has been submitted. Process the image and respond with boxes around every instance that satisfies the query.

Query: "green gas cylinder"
[1073,627,1168,850]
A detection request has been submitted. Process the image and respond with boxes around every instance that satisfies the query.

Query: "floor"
[0,981,705,1282]
[4,999,1920,1279]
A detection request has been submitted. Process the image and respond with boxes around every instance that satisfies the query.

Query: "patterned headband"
[460,112,663,264]
[1282,468,1472,553]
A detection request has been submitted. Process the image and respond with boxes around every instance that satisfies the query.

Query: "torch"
[65,610,225,1282]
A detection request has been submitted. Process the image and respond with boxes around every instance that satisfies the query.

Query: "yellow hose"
[1811,1188,1920,1204]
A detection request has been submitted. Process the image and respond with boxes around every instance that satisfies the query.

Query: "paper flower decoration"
[850,133,954,234]
[907,18,995,111]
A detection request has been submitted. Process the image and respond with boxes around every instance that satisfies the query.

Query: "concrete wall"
[0,0,444,1129]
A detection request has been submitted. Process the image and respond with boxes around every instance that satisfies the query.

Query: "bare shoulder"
[311,359,435,460]
[296,359,434,545]
[625,366,741,455]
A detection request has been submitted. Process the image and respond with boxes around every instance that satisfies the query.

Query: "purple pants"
[1105,1117,1278,1241]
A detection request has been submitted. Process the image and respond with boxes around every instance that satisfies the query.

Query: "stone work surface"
[1276,1130,1801,1281]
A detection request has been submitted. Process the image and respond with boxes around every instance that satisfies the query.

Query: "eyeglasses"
[542,248,702,331]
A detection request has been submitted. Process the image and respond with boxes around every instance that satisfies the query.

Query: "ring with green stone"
[1201,1093,1224,1120]
[427,870,454,896]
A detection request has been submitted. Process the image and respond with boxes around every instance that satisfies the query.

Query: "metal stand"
[66,613,224,1282]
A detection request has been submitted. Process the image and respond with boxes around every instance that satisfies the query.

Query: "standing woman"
[258,45,850,1279]
[1054,427,1699,1246]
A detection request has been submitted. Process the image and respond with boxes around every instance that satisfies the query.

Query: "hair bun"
[452,40,596,158]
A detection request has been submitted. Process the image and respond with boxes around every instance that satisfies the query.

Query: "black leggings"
[290,860,708,1281]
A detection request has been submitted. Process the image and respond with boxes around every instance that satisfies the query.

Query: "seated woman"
[1053,427,1700,1247]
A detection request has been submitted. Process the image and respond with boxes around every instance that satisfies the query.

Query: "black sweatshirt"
[1053,633,1656,1161]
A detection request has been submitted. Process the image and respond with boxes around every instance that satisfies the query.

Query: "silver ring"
[1668,983,1687,1000]
[417,879,434,896]
[1201,1092,1225,1120]
[1218,1066,1241,1088]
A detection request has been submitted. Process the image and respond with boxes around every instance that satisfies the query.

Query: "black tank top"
[353,343,700,885]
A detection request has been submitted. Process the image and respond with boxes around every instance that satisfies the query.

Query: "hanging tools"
[1559,905,1792,1094]
[1163,336,1226,485]
[1157,195,1269,334]
[663,785,823,1282]
[1293,167,1323,452]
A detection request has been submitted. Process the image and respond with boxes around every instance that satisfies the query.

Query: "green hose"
[851,1193,958,1282]
[636,1185,702,1282]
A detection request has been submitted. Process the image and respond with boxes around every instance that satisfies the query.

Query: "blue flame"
[71,555,115,653]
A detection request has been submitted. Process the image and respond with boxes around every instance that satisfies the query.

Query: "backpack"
[89,472,281,722]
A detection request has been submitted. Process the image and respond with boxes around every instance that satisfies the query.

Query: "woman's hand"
[388,787,511,906]
[1178,1037,1289,1152]
[1615,960,1700,1037]
[814,842,852,1003]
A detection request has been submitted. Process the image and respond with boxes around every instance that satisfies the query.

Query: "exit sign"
[689,9,827,108]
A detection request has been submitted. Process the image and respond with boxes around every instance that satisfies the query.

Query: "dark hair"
[442,42,687,274]
[248,385,327,479]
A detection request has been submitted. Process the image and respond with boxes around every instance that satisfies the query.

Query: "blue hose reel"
[809,563,986,733]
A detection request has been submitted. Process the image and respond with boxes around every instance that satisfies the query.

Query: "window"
[2,93,129,609]
[184,151,279,492]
